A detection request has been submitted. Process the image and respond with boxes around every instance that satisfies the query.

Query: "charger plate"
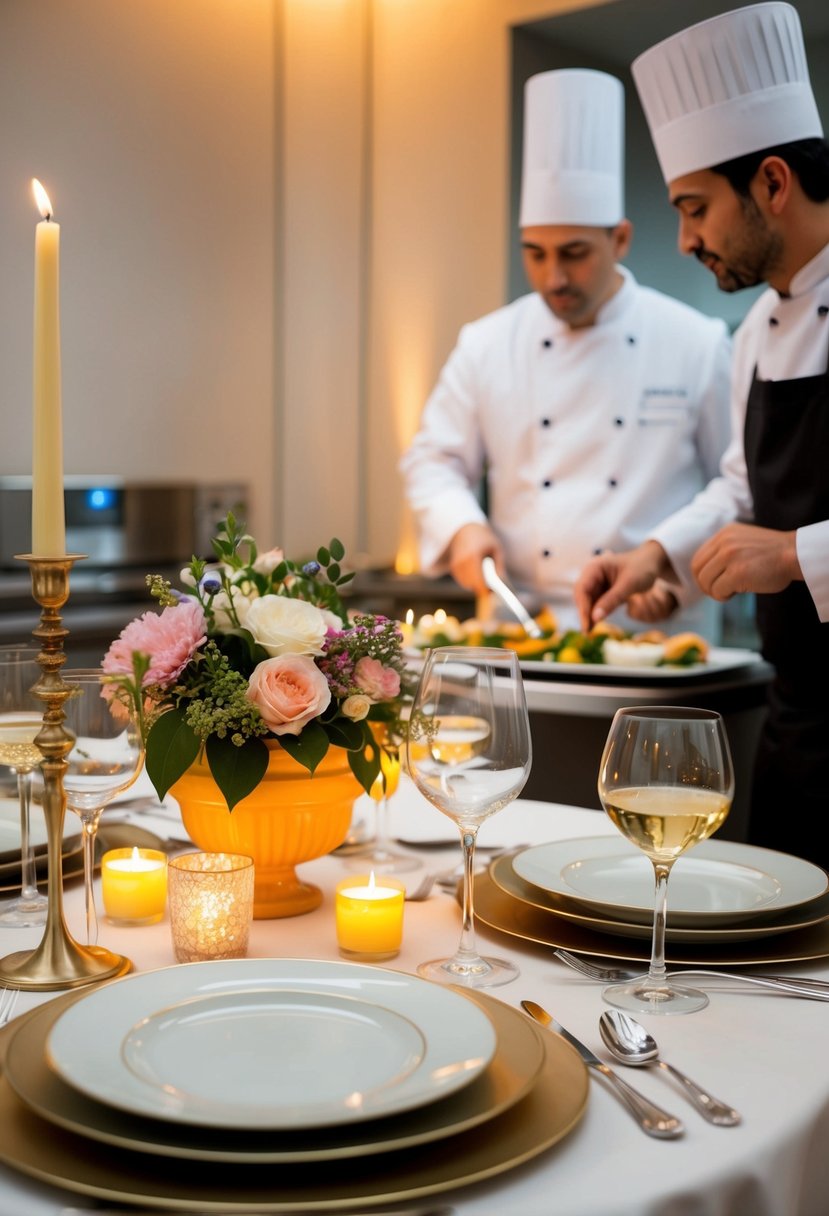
[46,959,497,1129]
[512,837,828,927]
[490,854,829,945]
[3,983,544,1162]
[473,869,829,966]
[0,797,82,867]
[0,988,588,1211]
[0,838,84,896]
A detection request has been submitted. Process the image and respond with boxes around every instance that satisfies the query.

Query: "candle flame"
[434,608,447,625]
[131,846,142,863]
[405,609,414,626]
[32,178,53,219]
[368,870,376,891]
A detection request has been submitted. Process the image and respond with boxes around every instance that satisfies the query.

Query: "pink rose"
[247,655,332,736]
[353,657,400,702]
[102,601,207,687]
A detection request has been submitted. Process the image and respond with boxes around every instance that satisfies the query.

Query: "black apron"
[743,340,829,865]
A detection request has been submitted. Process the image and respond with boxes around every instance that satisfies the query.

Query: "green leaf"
[329,538,345,561]
[317,546,330,566]
[325,717,364,751]
[145,709,201,800]
[277,722,330,774]
[206,735,270,811]
[327,562,341,582]
[348,726,381,794]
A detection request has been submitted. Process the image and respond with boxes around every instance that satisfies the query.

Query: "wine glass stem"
[372,796,391,859]
[646,861,672,986]
[82,820,99,947]
[17,768,39,901]
[456,827,480,961]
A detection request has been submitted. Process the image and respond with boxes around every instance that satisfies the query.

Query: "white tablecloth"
[1,778,828,1216]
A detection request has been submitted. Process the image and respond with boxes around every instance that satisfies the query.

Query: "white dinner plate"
[516,646,763,680]
[46,959,497,1130]
[0,797,76,862]
[512,837,829,927]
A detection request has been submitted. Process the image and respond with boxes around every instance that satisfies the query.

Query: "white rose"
[246,595,328,657]
[253,547,285,575]
[341,694,371,721]
[211,584,255,631]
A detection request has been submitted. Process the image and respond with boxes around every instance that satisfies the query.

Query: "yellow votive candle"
[336,872,405,960]
[101,847,168,925]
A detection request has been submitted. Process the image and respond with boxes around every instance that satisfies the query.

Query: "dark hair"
[710,137,829,203]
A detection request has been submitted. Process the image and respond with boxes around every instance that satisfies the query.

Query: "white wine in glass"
[0,646,48,928]
[406,647,531,988]
[598,706,734,1015]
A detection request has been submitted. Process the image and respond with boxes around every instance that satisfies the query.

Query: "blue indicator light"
[87,488,117,511]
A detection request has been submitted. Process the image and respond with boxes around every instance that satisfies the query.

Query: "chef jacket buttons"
[608,478,618,488]
[769,316,779,326]
[626,335,636,345]
[542,338,553,348]
[541,417,552,428]
[542,479,552,489]
[819,305,829,317]
[541,548,552,558]
[614,417,624,427]
[593,548,603,556]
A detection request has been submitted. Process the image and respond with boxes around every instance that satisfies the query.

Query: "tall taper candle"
[31,178,65,557]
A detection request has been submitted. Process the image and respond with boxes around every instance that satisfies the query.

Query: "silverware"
[405,873,437,901]
[599,1009,741,1127]
[520,999,683,1138]
[481,557,543,638]
[553,947,829,1000]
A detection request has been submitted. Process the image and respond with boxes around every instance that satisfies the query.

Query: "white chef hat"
[519,68,624,228]
[632,2,823,184]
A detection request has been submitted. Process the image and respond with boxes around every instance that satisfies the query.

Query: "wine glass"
[344,724,421,874]
[406,646,531,987]
[0,646,48,927]
[61,668,144,946]
[597,706,734,1016]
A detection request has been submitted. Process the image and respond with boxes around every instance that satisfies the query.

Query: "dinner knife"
[481,557,544,638]
[520,1000,684,1139]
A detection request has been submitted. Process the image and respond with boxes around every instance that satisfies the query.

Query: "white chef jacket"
[401,267,731,634]
[653,242,829,623]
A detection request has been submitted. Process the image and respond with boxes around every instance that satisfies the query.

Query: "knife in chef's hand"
[521,1000,684,1139]
[481,557,544,639]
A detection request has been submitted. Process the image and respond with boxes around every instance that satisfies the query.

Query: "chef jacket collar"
[543,263,637,336]
[783,241,829,300]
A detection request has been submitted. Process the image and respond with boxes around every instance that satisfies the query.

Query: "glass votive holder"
[101,847,168,926]
[168,852,254,963]
[335,873,405,961]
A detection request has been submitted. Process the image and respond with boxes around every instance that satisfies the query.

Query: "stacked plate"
[0,797,83,895]
[474,836,829,967]
[0,957,589,1211]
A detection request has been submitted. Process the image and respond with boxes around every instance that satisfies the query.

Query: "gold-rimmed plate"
[3,983,544,1163]
[490,853,829,945]
[0,837,84,896]
[0,988,589,1211]
[473,868,829,966]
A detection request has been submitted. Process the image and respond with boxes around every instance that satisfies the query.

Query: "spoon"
[599,1010,741,1127]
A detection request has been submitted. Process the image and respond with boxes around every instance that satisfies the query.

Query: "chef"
[400,67,731,635]
[574,2,829,863]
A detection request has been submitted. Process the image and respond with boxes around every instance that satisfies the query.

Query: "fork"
[405,873,437,901]
[0,987,20,1027]
[553,948,829,999]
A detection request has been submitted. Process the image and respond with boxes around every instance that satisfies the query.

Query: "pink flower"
[247,655,332,736]
[102,601,207,687]
[354,656,400,702]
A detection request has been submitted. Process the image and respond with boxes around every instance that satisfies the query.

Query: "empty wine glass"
[344,724,421,874]
[406,646,531,987]
[0,645,48,927]
[597,706,734,1016]
[61,668,144,946]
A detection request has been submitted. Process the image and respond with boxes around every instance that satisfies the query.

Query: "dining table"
[0,774,827,1216]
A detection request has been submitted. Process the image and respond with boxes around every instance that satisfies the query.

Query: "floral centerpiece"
[103,514,410,813]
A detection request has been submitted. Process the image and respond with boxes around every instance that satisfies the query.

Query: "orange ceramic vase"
[171,741,360,918]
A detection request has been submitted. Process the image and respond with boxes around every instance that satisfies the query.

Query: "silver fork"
[553,948,829,999]
[405,873,437,901]
[0,987,20,1027]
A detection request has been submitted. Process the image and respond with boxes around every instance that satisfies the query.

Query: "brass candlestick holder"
[0,555,131,990]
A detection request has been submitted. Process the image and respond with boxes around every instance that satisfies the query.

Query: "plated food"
[406,610,709,670]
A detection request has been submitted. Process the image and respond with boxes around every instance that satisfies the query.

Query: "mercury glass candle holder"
[168,852,254,963]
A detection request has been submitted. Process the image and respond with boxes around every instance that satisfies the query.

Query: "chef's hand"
[627,582,680,623]
[574,541,674,631]
[448,523,503,595]
[691,523,802,599]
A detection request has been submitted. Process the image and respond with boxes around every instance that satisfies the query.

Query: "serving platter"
[490,853,829,945]
[0,986,589,1212]
[513,646,762,682]
[4,983,544,1163]
[512,837,828,927]
[46,959,497,1129]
